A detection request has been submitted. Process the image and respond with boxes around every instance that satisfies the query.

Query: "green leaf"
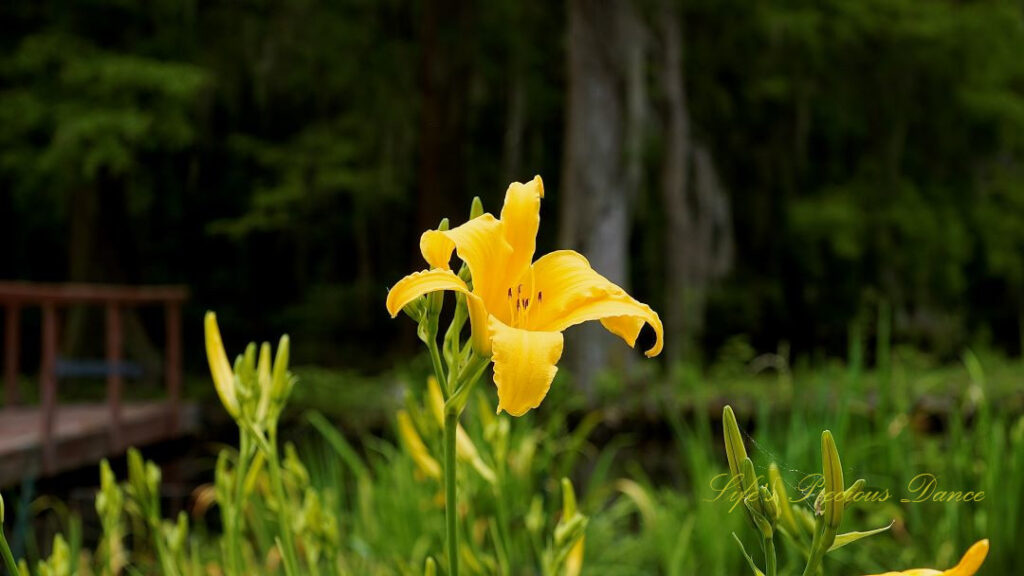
[828,522,894,552]
[731,533,766,576]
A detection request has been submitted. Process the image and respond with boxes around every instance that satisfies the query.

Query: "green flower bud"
[469,197,484,220]
[769,463,804,542]
[401,295,428,324]
[760,485,779,522]
[723,406,750,505]
[822,431,845,531]
[525,496,544,534]
[256,342,272,421]
[271,335,295,409]
[740,458,764,516]
[562,478,579,519]
[843,478,866,504]
[741,458,773,538]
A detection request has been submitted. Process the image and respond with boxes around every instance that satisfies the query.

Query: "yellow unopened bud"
[424,557,437,576]
[396,410,441,480]
[566,539,584,576]
[559,479,587,576]
[427,376,445,426]
[204,312,240,418]
[426,377,495,482]
[256,342,272,421]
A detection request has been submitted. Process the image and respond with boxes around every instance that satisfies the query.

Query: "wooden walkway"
[0,402,198,486]
[0,282,197,487]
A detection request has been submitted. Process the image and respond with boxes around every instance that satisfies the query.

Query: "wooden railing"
[0,282,188,473]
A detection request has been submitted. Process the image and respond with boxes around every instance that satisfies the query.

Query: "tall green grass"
[2,347,1020,574]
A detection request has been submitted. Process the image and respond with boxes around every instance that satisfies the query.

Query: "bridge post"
[165,301,182,434]
[106,303,123,451]
[4,304,19,406]
[40,303,57,474]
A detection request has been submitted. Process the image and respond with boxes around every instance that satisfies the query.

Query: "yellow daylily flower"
[386,176,663,416]
[864,539,989,576]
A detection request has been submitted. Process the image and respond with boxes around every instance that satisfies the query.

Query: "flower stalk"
[0,494,19,576]
[443,409,459,576]
[204,312,300,576]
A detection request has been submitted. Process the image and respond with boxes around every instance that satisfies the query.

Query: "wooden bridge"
[0,282,198,487]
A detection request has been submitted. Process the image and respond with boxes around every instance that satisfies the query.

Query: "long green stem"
[765,536,777,576]
[444,410,459,576]
[427,335,449,396]
[800,525,834,576]
[229,433,252,576]
[267,428,300,576]
[0,528,19,575]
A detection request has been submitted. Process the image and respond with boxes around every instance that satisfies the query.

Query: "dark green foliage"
[2,0,1024,367]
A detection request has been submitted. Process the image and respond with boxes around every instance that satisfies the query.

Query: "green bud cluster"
[721,406,892,576]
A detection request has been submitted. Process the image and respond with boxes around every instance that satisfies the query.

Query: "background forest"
[4,0,1024,377]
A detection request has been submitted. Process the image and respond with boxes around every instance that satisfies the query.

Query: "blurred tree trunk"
[658,0,733,364]
[502,70,526,184]
[561,0,646,393]
[417,0,468,243]
[502,3,527,186]
[659,1,691,365]
[66,183,161,376]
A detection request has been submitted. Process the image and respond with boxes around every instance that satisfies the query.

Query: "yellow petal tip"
[532,175,544,198]
[946,539,988,576]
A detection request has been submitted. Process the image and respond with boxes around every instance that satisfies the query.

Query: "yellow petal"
[489,318,563,416]
[860,565,937,569]
[419,214,518,323]
[385,268,492,355]
[943,540,989,576]
[527,250,664,357]
[387,268,470,317]
[862,540,989,576]
[204,312,240,418]
[420,228,454,271]
[500,175,544,278]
